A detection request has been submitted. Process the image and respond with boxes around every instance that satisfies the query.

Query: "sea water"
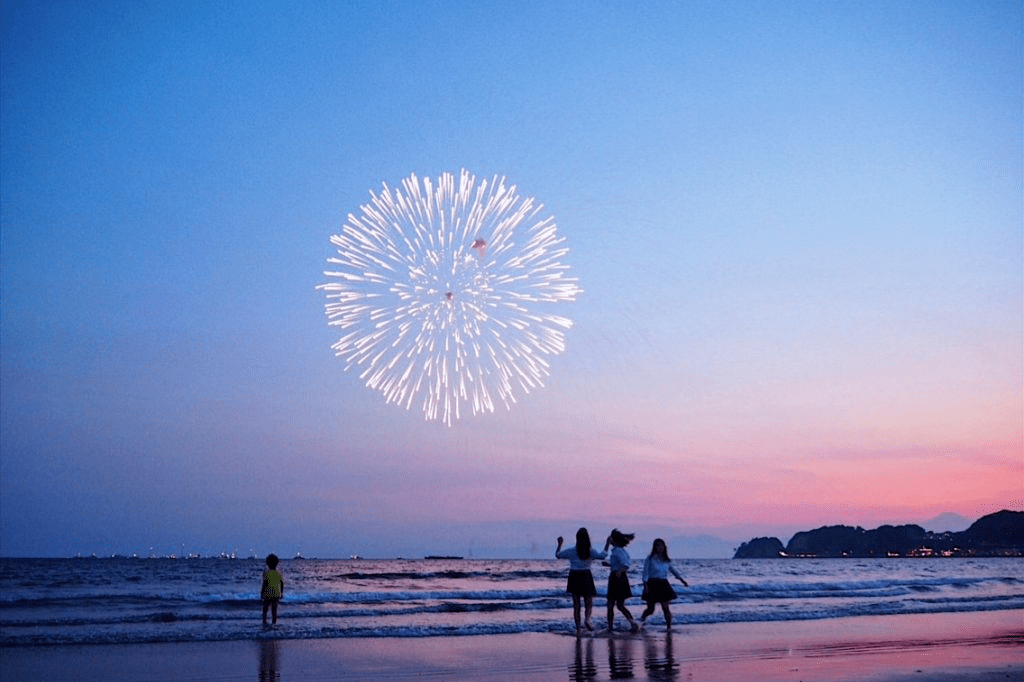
[1,557,1021,645]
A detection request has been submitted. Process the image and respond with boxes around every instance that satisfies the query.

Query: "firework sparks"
[319,170,582,426]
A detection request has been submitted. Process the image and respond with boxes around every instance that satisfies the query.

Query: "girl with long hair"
[606,529,638,632]
[639,538,688,629]
[556,528,608,632]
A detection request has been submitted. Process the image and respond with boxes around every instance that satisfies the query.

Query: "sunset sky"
[2,1,1020,558]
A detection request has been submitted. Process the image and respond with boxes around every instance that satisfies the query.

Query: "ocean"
[1,556,1021,646]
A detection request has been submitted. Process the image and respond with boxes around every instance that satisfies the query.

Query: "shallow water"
[1,557,1021,645]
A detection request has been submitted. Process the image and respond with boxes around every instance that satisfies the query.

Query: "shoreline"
[2,610,1021,681]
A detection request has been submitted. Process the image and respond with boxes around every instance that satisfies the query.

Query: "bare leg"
[617,602,636,629]
[572,595,583,631]
[271,600,278,624]
[640,602,655,622]
[584,595,594,630]
[607,602,615,630]
[262,600,269,624]
[661,602,672,629]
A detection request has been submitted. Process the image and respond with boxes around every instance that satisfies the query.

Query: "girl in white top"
[606,529,639,632]
[640,538,688,629]
[556,527,608,632]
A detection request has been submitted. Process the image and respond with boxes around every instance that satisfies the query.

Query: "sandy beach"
[2,610,1020,681]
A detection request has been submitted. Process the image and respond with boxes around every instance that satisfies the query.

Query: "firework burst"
[319,170,582,426]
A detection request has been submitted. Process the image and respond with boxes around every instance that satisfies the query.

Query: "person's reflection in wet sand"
[643,632,679,681]
[568,636,598,681]
[607,635,636,679]
[258,639,280,682]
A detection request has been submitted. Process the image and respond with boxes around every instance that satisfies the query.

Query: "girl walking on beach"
[556,528,608,632]
[606,529,639,632]
[639,538,688,630]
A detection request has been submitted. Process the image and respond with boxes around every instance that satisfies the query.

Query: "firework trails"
[319,170,582,426]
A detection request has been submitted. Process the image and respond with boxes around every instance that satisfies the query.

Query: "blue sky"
[2,1,1020,558]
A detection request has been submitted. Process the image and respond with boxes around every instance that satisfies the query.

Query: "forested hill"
[734,510,1023,558]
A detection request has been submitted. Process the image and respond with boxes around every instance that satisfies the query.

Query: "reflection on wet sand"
[258,639,280,682]
[607,635,636,679]
[568,632,679,681]
[569,637,597,681]
[644,632,679,681]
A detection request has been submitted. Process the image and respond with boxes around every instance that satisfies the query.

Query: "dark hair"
[265,553,279,569]
[649,539,669,561]
[610,529,634,548]
[575,528,592,560]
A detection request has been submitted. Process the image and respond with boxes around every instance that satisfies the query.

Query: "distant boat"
[425,555,463,560]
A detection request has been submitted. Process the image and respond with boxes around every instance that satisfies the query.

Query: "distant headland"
[734,509,1023,558]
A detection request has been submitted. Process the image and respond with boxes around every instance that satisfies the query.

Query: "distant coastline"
[734,509,1023,558]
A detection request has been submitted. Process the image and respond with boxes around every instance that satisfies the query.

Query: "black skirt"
[566,569,597,597]
[642,577,677,604]
[607,572,632,602]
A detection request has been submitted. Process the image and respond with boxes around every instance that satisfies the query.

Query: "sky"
[1,1,1021,559]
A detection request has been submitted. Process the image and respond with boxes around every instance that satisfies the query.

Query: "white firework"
[319,169,581,426]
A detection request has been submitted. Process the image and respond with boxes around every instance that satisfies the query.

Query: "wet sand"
[2,610,1020,681]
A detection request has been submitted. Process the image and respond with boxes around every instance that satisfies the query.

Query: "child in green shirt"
[261,554,284,625]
